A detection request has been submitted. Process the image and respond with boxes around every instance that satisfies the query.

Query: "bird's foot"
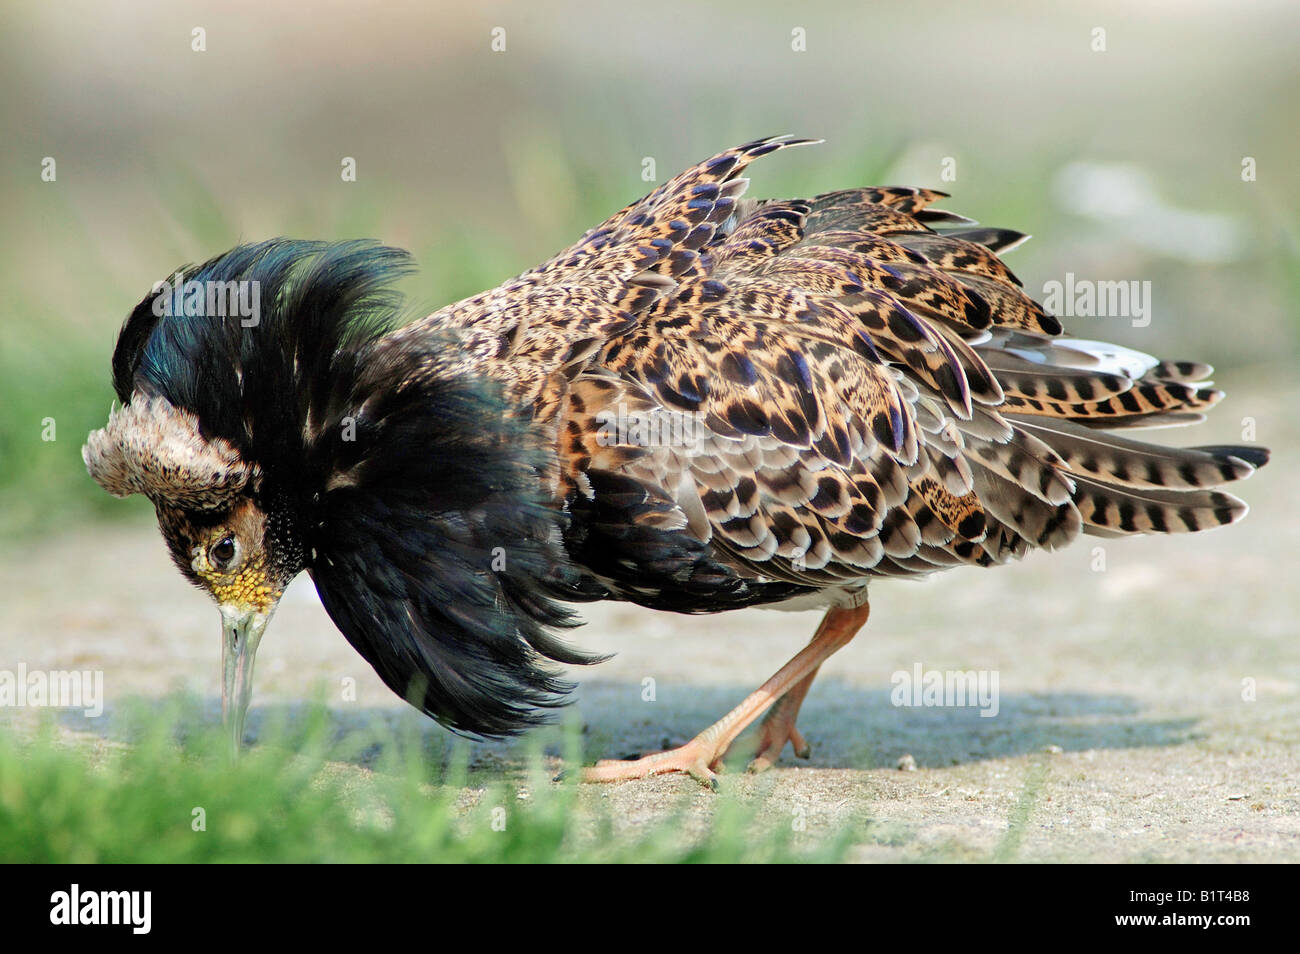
[582,736,728,790]
[746,705,811,775]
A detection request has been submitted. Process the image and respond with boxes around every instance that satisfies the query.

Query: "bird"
[84,136,1268,787]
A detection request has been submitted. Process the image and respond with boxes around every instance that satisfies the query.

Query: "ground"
[3,372,1296,862]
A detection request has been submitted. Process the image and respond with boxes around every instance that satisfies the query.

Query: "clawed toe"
[747,722,812,774]
[582,740,724,790]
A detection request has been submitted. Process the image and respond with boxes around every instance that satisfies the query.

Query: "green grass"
[0,700,856,863]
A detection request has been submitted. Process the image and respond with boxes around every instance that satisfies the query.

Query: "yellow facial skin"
[187,499,283,614]
[204,561,281,614]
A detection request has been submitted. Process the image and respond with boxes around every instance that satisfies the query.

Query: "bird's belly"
[754,584,870,613]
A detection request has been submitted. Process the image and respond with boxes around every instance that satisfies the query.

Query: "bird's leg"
[747,602,865,772]
[745,664,821,774]
[582,602,870,789]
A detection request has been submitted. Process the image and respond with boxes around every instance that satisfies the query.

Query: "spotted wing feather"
[405,138,1267,605]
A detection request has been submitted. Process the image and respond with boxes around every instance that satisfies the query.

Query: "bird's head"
[157,482,307,753]
[83,348,307,752]
[84,240,591,752]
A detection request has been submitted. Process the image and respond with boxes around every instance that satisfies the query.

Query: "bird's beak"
[220,605,269,756]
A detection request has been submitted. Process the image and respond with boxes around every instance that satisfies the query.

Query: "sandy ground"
[3,371,1297,862]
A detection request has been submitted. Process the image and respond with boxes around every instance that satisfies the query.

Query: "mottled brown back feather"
[398,137,1265,597]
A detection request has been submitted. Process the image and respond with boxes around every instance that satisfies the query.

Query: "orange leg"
[746,664,822,774]
[583,601,870,789]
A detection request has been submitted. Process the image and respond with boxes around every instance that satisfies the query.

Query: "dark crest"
[97,239,597,737]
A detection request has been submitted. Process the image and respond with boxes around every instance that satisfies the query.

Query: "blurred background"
[1,0,1296,539]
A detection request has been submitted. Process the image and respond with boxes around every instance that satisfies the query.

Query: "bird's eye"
[210,535,238,570]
